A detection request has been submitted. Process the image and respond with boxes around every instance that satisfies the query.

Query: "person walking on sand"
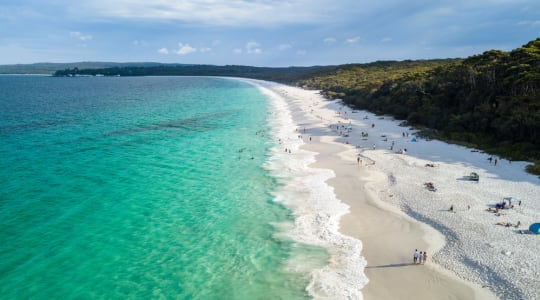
[413,249,419,264]
[419,251,424,264]
[423,252,428,264]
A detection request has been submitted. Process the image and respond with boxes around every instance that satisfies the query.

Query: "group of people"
[424,182,436,192]
[413,249,428,265]
[487,156,498,166]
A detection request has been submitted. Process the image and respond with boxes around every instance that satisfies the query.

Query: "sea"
[0,75,344,299]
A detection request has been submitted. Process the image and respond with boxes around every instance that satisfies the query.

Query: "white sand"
[244,79,539,300]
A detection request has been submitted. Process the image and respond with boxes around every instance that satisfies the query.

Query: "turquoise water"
[0,76,311,299]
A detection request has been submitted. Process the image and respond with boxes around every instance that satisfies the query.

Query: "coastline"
[255,79,368,298]
[304,139,495,300]
[244,78,540,300]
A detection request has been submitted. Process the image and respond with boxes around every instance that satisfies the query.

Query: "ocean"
[0,76,330,299]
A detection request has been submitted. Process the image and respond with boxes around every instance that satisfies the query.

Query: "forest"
[296,38,540,175]
[53,64,335,83]
[53,38,540,174]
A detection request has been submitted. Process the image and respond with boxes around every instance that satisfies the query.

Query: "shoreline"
[303,139,496,300]
[245,78,539,300]
[256,79,368,298]
[274,82,497,299]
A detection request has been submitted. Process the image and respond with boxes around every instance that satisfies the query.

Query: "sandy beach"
[248,79,540,300]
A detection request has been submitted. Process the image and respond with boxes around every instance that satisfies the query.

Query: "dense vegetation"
[0,62,174,74]
[49,38,540,174]
[298,38,540,174]
[53,64,336,83]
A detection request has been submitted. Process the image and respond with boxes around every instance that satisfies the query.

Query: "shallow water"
[0,76,319,299]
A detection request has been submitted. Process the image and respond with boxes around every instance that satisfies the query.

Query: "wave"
[249,80,368,299]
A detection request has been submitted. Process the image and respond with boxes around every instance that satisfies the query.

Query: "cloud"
[133,40,148,46]
[74,0,356,27]
[517,20,540,27]
[278,43,292,50]
[245,41,262,54]
[175,42,196,55]
[296,50,307,55]
[70,31,93,41]
[324,37,336,44]
[200,47,212,53]
[6,0,539,66]
[346,36,360,44]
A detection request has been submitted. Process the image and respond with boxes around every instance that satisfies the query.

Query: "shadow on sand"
[366,263,414,269]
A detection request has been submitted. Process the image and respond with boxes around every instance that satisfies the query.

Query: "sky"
[0,0,539,66]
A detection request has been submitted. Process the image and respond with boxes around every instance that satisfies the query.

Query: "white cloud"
[278,43,292,50]
[70,31,93,41]
[158,47,169,54]
[245,41,262,54]
[200,47,212,53]
[346,36,360,44]
[133,40,148,46]
[296,50,307,55]
[175,42,196,55]
[234,48,243,54]
[75,0,355,27]
[324,37,336,44]
[517,20,540,27]
[381,37,392,43]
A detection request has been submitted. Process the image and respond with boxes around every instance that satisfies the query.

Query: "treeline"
[298,38,540,174]
[0,62,170,74]
[53,64,336,84]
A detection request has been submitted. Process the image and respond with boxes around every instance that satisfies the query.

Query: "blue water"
[0,76,311,299]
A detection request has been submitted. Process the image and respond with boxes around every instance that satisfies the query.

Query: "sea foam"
[253,82,369,299]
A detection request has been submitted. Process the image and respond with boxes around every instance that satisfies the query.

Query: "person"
[423,252,428,264]
[413,249,419,264]
[449,205,454,212]
[357,157,360,165]
[418,251,424,264]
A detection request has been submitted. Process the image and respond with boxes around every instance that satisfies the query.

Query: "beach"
[250,79,540,300]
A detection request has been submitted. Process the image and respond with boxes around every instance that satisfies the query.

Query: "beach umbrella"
[529,223,540,234]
